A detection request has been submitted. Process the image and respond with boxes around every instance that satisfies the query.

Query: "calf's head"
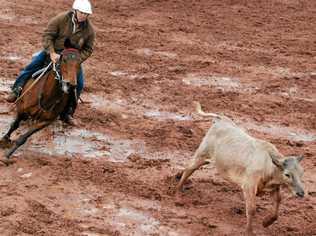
[271,155,305,198]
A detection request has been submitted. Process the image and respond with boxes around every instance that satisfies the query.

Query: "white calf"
[177,102,304,235]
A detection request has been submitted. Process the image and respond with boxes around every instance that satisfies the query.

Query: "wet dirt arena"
[0,0,315,235]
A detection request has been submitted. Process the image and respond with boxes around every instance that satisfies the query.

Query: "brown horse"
[0,43,80,164]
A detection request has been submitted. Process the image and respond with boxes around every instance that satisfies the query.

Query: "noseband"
[54,48,80,93]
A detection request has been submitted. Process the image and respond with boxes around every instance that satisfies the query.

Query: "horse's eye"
[285,173,291,178]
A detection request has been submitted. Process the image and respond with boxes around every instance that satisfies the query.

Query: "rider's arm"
[42,12,66,55]
[79,27,95,63]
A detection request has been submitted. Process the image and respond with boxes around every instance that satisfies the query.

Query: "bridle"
[37,48,80,114]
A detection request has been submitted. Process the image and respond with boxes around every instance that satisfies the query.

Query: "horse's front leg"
[3,120,51,163]
[0,115,23,148]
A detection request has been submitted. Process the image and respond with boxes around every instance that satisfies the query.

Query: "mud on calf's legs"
[243,185,257,236]
[263,187,281,227]
[176,138,211,191]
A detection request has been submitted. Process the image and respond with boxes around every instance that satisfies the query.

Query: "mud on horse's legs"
[5,121,51,159]
[0,115,23,148]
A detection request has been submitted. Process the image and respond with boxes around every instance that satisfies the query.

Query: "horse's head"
[59,39,81,88]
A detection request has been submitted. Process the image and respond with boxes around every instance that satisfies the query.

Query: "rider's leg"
[6,50,48,102]
[76,65,84,98]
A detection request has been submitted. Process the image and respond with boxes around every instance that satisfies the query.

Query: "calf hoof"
[175,171,183,181]
[262,215,277,228]
[176,185,183,193]
[0,138,12,149]
[176,183,190,193]
[245,230,255,236]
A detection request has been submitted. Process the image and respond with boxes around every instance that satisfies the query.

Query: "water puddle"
[109,70,159,81]
[183,73,257,93]
[0,115,13,130]
[57,192,100,219]
[0,14,14,21]
[56,191,186,236]
[144,110,192,121]
[83,93,192,122]
[82,233,102,236]
[0,77,12,92]
[0,116,145,162]
[129,72,160,80]
[136,48,177,59]
[115,207,160,234]
[27,128,144,162]
[244,122,316,142]
[0,105,12,115]
[83,94,126,111]
[110,70,128,77]
[272,81,316,102]
[275,67,305,78]
[4,54,22,61]
[1,111,184,163]
[102,197,185,236]
[276,90,316,103]
[0,9,15,21]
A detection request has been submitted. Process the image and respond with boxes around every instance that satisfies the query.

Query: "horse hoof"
[0,150,14,166]
[0,138,12,149]
[0,158,15,166]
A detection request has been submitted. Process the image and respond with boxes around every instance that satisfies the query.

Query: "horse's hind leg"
[0,115,23,148]
[5,121,51,160]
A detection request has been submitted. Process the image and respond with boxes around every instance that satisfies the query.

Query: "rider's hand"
[50,52,60,64]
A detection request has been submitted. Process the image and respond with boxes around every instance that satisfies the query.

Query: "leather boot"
[5,87,22,103]
[61,105,78,126]
[63,114,78,126]
[5,91,18,103]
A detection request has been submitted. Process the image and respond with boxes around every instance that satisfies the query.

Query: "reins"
[13,62,54,105]
[37,59,76,115]
[10,48,82,112]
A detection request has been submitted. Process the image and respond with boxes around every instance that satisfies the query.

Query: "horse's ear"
[64,38,72,49]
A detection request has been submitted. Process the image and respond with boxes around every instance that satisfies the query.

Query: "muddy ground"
[0,0,315,235]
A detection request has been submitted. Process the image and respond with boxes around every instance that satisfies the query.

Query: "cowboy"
[6,0,95,125]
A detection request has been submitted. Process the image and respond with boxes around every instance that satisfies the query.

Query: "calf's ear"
[270,153,284,170]
[297,155,304,162]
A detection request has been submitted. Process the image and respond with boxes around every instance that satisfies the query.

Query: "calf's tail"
[195,102,222,119]
[194,101,234,123]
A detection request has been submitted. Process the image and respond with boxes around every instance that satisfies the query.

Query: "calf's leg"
[176,140,210,191]
[263,186,281,227]
[243,185,257,236]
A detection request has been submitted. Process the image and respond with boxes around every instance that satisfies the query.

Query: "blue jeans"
[13,50,84,97]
